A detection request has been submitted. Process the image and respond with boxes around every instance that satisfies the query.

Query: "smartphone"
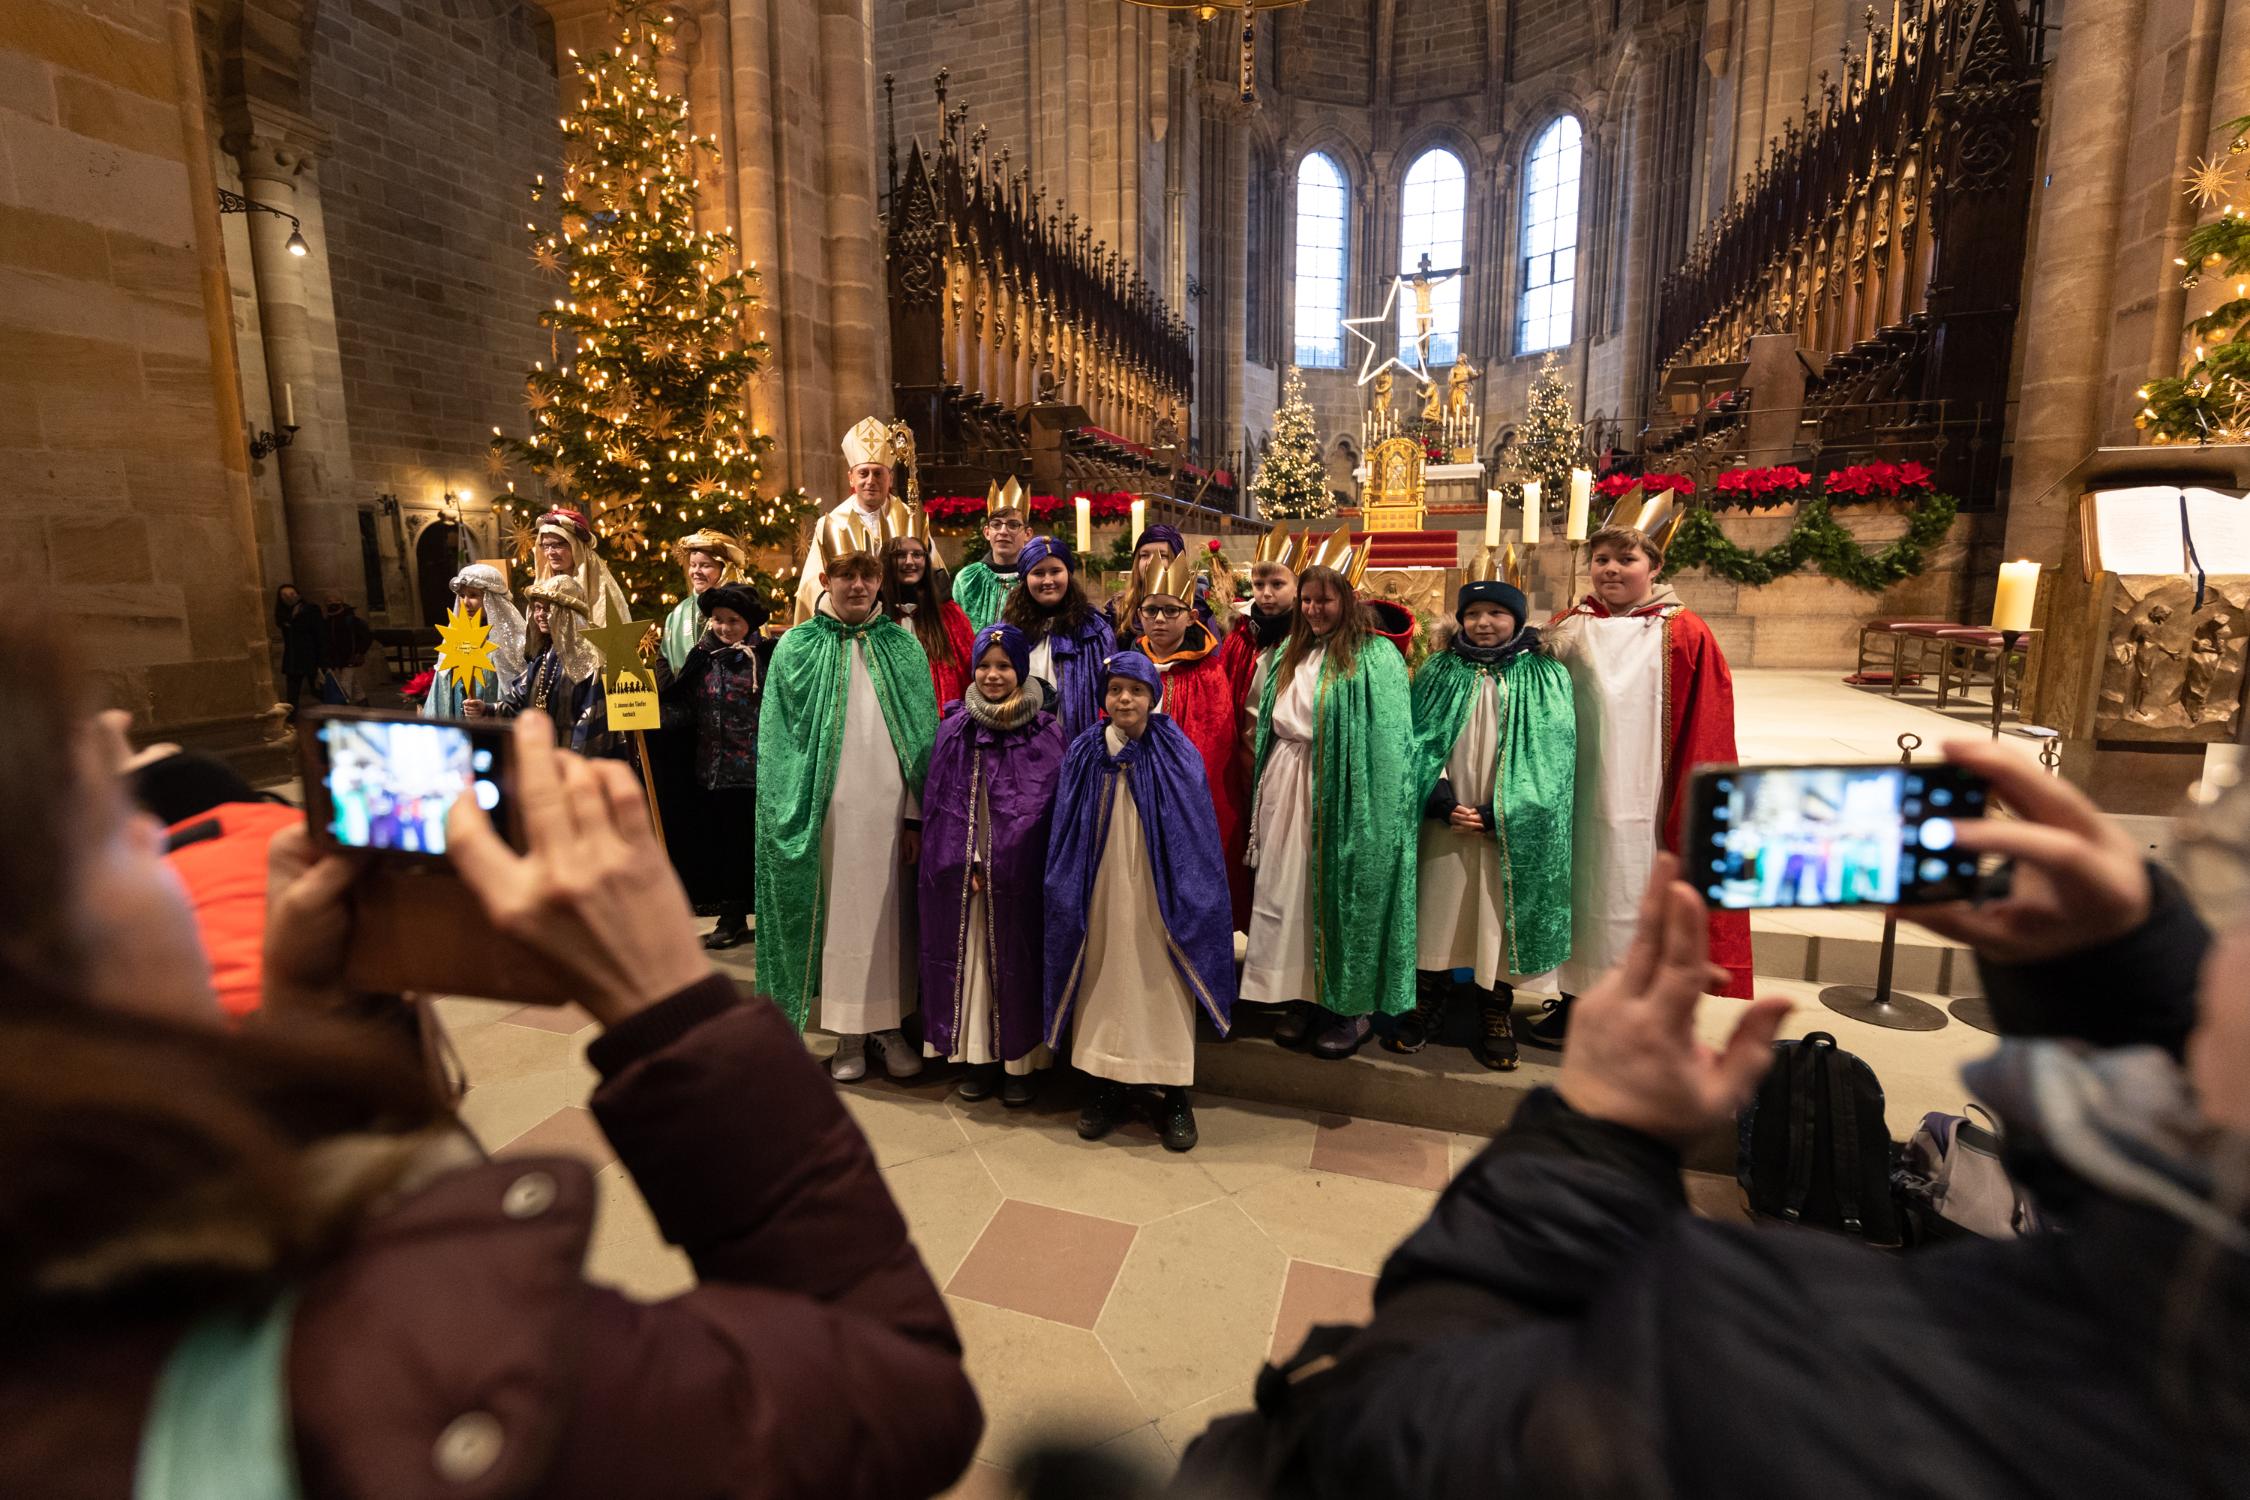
[301,708,517,859]
[1684,761,1989,910]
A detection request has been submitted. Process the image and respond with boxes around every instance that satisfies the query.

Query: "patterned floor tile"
[881,1146,1005,1285]
[971,1116,1226,1226]
[583,1161,692,1299]
[1308,1114,1453,1191]
[839,1085,973,1169]
[946,1296,1148,1464]
[1153,1384,1255,1456]
[495,1103,615,1171]
[1269,1259,1377,1365]
[1233,1170,1439,1275]
[497,1002,595,1034]
[1096,1198,1287,1421]
[1187,1097,1321,1196]
[947,1200,1139,1329]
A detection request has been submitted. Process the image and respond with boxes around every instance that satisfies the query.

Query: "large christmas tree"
[1515,352,1582,516]
[489,1,809,613]
[2140,116,2250,444]
[1251,366,1336,520]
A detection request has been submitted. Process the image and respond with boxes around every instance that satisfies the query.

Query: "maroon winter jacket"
[0,977,983,1499]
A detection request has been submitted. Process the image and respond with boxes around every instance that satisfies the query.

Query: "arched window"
[1517,117,1582,354]
[1293,153,1349,368]
[1397,147,1466,367]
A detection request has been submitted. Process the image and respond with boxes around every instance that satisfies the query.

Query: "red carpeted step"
[1350,530,1462,568]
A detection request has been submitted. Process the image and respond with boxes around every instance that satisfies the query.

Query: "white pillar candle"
[1075,494,1093,556]
[1565,471,1592,543]
[1992,560,2039,632]
[1484,488,1505,548]
[1521,478,1541,544]
[1130,497,1146,543]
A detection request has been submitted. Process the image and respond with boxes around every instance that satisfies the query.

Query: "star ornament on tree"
[1340,271,1434,390]
[434,601,499,688]
[2188,155,2237,210]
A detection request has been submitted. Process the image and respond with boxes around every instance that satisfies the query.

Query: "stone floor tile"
[1096,1198,1286,1420]
[1447,1131,1490,1179]
[583,1161,692,1299]
[946,1296,1147,1463]
[881,1146,1005,1285]
[455,1068,593,1156]
[1187,1096,1320,1195]
[497,1002,595,1034]
[1308,1114,1452,1191]
[1269,1259,1377,1365]
[971,1118,1226,1226]
[495,1103,615,1171]
[936,1459,1014,1500]
[448,1015,594,1088]
[839,1086,972,1170]
[1233,1171,1437,1275]
[947,1200,1138,1329]
[1092,1421,1177,1486]
[1153,1384,1255,1455]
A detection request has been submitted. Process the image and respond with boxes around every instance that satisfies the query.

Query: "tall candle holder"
[1988,629,2024,742]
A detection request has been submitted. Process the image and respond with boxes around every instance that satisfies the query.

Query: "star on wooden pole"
[434,601,499,690]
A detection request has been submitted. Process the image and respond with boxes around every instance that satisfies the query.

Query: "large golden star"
[434,600,499,688]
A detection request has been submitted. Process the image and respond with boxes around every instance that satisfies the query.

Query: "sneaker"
[702,919,750,951]
[1524,995,1573,1050]
[956,1062,999,1102]
[1160,1088,1199,1152]
[1271,1002,1314,1047]
[872,1028,924,1079]
[1310,1012,1373,1060]
[1471,994,1519,1072]
[1383,975,1450,1054]
[1000,1073,1037,1108]
[1077,1079,1130,1140]
[830,1033,867,1082]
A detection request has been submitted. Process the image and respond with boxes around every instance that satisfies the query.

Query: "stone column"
[224,113,355,600]
[1730,0,1775,202]
[1762,0,1812,146]
[2148,0,2227,381]
[2004,0,2151,563]
[818,0,888,441]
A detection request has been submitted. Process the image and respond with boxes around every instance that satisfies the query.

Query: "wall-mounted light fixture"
[218,187,309,256]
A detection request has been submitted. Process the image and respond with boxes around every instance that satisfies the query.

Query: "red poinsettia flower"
[1594,472,1640,500]
[402,669,435,701]
[1895,461,1933,493]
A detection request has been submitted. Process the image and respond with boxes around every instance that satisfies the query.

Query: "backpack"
[1738,1031,1903,1246]
[1897,1104,2041,1243]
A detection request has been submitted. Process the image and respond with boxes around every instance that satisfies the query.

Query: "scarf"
[1449,624,1543,668]
[963,684,1042,733]
[1246,608,1294,650]
[754,613,939,1030]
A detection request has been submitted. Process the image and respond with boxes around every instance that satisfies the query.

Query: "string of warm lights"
[488,0,811,613]
[2141,116,2250,446]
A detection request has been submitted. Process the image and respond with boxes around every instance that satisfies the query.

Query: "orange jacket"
[164,801,300,1020]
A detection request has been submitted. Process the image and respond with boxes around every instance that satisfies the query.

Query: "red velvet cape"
[1136,624,1248,924]
[919,601,976,708]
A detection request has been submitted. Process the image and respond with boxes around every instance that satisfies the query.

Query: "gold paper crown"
[1252,523,1305,570]
[882,498,947,571]
[819,509,883,564]
[841,415,900,469]
[525,574,591,617]
[1137,551,1198,602]
[1599,483,1645,533]
[991,477,1026,514]
[1465,544,1499,584]
[673,529,746,572]
[1305,525,1373,589]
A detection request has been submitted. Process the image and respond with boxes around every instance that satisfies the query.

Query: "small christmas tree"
[2140,117,2250,444]
[1516,352,1583,516]
[489,0,810,613]
[1251,366,1336,520]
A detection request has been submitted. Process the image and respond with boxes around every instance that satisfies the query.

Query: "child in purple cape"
[1042,650,1237,1153]
[917,623,1068,1106]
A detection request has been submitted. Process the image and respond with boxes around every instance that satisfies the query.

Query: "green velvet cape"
[754,613,937,1030]
[1251,637,1418,1017]
[1407,646,1577,977]
[950,561,1013,631]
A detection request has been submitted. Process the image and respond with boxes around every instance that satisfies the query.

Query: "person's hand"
[1557,855,1793,1148]
[447,712,710,1026]
[903,827,922,866]
[1904,740,2151,965]
[1448,805,1483,832]
[262,823,368,1014]
[463,698,491,719]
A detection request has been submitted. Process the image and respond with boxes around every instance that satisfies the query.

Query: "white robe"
[1414,676,1557,992]
[1240,646,1321,1004]
[1069,725,1199,1086]
[1027,636,1056,699]
[795,498,890,622]
[1549,611,1668,995]
[815,637,921,1035]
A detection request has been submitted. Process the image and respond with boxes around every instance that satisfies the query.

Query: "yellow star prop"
[434,601,499,688]
[2188,155,2236,210]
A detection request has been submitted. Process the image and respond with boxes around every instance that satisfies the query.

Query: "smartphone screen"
[303,710,513,858]
[1688,762,1988,910]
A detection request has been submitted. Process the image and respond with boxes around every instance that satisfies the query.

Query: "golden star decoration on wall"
[506,517,540,559]
[2188,155,2237,210]
[434,601,499,686]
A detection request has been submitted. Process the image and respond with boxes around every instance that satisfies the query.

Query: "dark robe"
[916,696,1067,1062]
[1042,716,1237,1047]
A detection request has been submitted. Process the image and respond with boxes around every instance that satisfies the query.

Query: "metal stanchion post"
[1818,732,1949,1031]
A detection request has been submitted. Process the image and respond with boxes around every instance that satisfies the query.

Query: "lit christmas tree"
[2140,117,2250,444]
[1515,352,1582,520]
[489,1,809,613]
[1251,366,1337,520]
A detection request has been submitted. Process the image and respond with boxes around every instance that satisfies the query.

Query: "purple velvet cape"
[916,703,1068,1061]
[1041,715,1237,1048]
[1036,609,1118,742]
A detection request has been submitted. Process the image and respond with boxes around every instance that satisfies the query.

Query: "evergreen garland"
[1663,493,1960,591]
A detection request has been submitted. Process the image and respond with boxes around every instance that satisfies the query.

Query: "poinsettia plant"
[1822,461,1934,500]
[1593,470,1698,502]
[401,669,435,702]
[922,491,1139,531]
[1713,465,1815,509]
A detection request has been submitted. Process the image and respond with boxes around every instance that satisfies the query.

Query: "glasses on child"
[1141,604,1187,620]
[987,518,1027,532]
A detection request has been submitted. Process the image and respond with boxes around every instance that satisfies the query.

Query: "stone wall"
[308,0,560,586]
[1279,0,1373,105]
[1390,0,1485,102]
[2,0,273,727]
